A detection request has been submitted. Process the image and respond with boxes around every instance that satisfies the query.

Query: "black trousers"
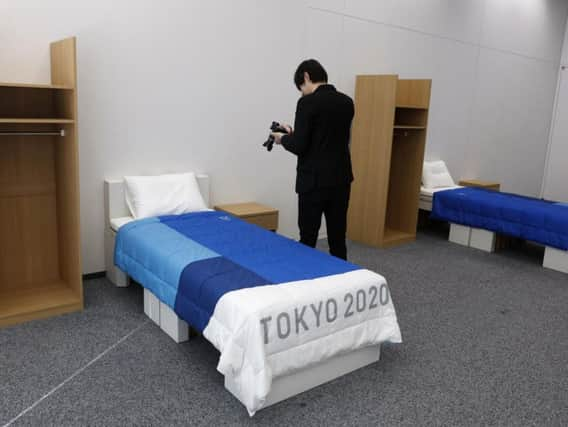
[298,184,351,260]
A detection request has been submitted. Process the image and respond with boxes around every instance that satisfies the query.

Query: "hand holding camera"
[262,121,291,152]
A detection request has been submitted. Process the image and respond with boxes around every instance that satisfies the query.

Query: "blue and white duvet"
[115,211,401,414]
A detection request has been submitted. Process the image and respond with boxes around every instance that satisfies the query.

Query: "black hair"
[293,59,328,90]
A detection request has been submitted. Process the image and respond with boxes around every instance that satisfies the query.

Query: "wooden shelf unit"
[0,83,75,122]
[347,75,431,248]
[0,37,82,328]
[0,282,81,327]
[393,125,426,130]
[396,104,428,109]
[0,119,75,124]
[0,82,74,90]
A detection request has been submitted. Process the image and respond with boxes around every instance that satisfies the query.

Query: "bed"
[419,160,463,212]
[419,185,462,211]
[432,187,568,274]
[103,174,402,416]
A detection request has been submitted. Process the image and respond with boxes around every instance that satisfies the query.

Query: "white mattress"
[110,216,135,232]
[110,210,215,232]
[420,185,462,199]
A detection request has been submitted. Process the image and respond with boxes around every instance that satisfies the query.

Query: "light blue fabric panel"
[114,217,218,307]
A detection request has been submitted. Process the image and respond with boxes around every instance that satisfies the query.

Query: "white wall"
[0,0,566,274]
[564,22,568,63]
[306,0,567,196]
[542,21,568,202]
[0,0,305,274]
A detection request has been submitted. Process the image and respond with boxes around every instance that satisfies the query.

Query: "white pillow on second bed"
[422,160,455,189]
[124,172,208,219]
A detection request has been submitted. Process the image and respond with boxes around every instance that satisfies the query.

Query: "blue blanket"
[431,187,568,250]
[115,211,359,332]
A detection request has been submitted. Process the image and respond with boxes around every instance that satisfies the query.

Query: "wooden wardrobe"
[347,75,431,248]
[0,37,82,327]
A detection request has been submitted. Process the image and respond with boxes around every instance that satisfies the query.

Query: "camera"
[262,121,289,151]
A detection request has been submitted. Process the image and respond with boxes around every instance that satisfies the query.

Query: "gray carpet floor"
[1,227,567,426]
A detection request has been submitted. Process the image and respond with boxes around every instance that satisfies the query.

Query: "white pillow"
[123,172,208,219]
[422,160,455,189]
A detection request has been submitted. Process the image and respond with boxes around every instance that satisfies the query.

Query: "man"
[271,59,355,260]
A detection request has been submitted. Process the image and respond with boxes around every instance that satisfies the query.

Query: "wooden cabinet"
[347,75,431,248]
[214,202,278,231]
[0,38,82,327]
[458,179,501,191]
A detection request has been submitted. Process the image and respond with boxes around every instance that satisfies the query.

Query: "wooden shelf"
[347,75,431,249]
[0,118,74,124]
[393,125,426,130]
[0,37,82,328]
[396,104,428,109]
[0,282,82,327]
[0,82,74,90]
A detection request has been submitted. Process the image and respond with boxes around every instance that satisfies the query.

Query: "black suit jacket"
[281,84,355,194]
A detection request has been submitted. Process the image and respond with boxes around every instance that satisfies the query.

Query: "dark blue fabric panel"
[431,187,568,250]
[160,210,359,284]
[174,256,271,332]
